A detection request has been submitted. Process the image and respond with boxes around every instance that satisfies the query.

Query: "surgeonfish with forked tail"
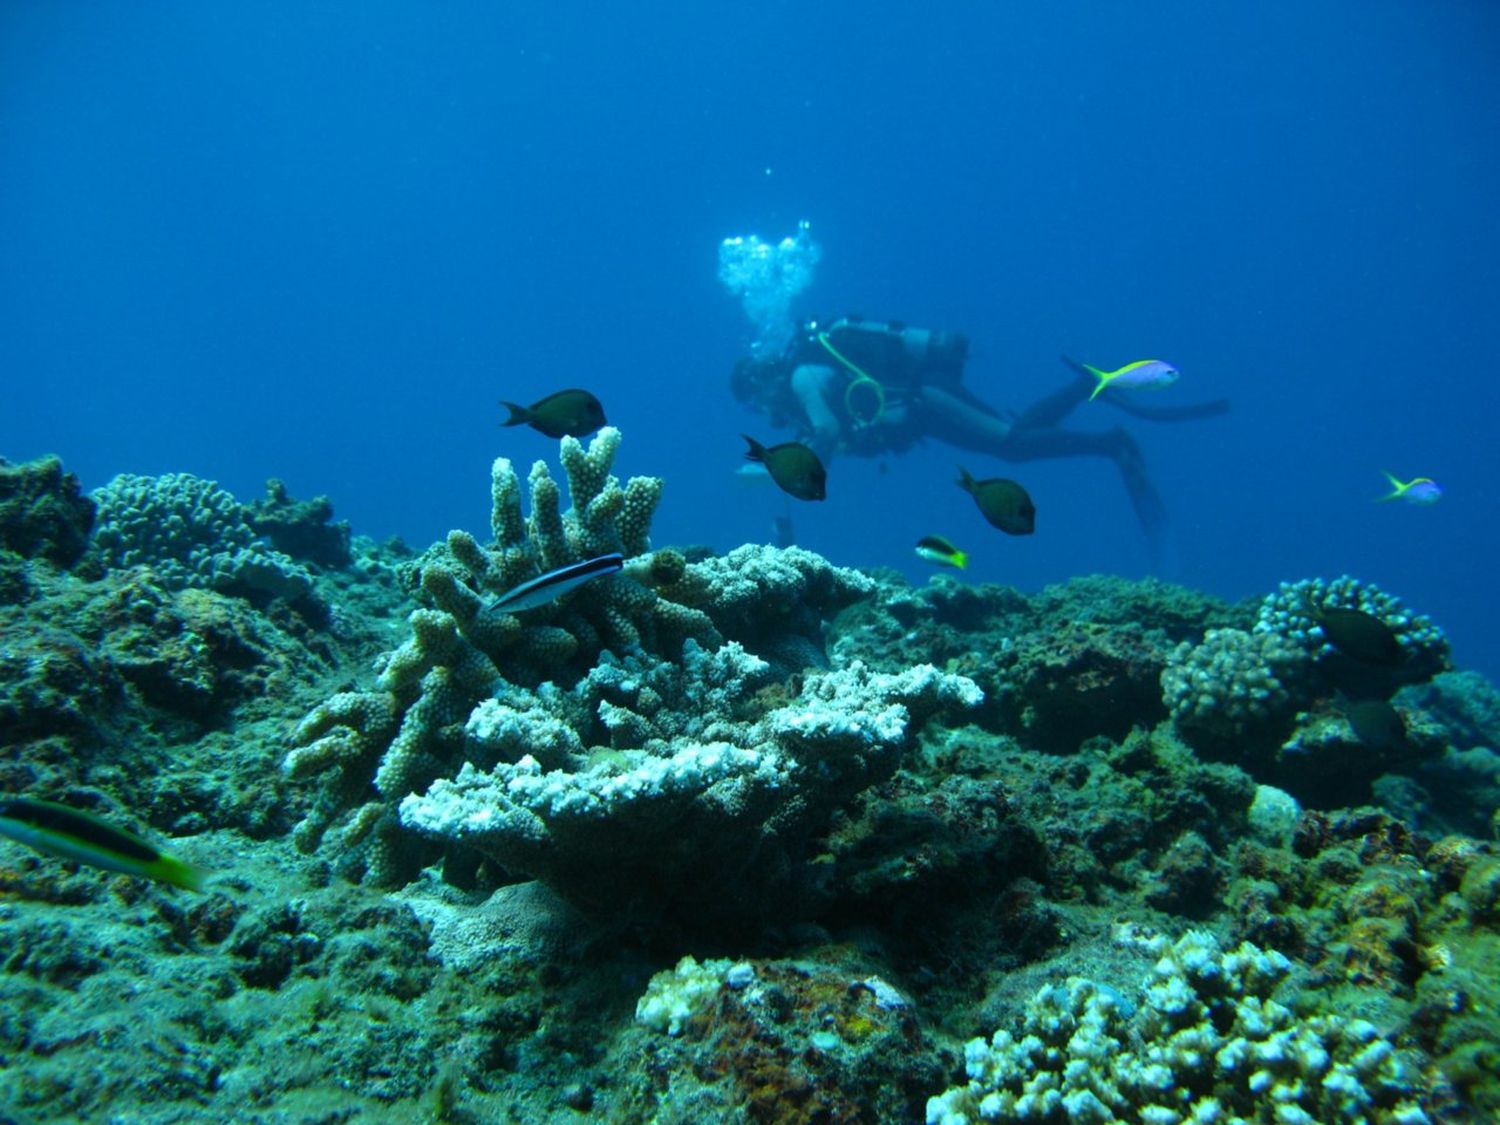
[499,389,607,438]
[915,535,968,569]
[1378,472,1442,506]
[0,796,209,892]
[1081,359,1180,401]
[741,435,826,501]
[956,467,1035,535]
[488,553,624,614]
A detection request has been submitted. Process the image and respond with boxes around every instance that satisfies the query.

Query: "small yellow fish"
[915,535,968,569]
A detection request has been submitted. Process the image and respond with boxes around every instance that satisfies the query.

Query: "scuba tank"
[804,316,971,427]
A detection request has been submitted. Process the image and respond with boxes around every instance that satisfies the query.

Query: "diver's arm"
[790,363,842,459]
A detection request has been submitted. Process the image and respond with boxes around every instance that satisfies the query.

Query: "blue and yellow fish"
[1083,359,1180,401]
[1377,472,1442,505]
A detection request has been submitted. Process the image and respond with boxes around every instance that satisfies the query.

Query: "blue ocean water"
[3,1,1497,678]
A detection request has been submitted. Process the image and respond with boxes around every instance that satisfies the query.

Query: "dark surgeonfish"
[1341,697,1408,752]
[488,553,624,614]
[956,467,1035,535]
[742,435,826,501]
[0,796,209,892]
[1304,597,1406,666]
[499,389,607,438]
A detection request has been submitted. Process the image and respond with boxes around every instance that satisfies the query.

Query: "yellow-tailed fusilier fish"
[915,535,968,569]
[0,796,209,892]
[487,552,625,614]
[1377,472,1442,505]
[1082,359,1180,401]
[499,389,607,438]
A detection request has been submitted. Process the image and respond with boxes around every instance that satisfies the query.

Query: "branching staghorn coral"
[284,430,883,891]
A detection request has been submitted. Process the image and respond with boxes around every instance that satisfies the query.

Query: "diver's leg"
[910,384,1015,454]
[998,423,1129,463]
[1010,372,1096,432]
[1098,395,1232,422]
[1001,425,1171,566]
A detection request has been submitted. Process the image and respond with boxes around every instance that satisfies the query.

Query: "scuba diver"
[729,314,1230,562]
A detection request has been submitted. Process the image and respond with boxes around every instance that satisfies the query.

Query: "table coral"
[397,659,980,930]
[665,542,878,674]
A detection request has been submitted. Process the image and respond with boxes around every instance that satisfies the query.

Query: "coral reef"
[1223,808,1500,1115]
[621,953,945,1122]
[927,928,1434,1124]
[285,432,880,897]
[1160,577,1453,806]
[991,620,1170,752]
[400,659,981,928]
[91,470,324,617]
[8,442,1500,1123]
[834,572,1233,750]
[0,454,95,569]
[1256,576,1450,688]
[1161,627,1311,748]
[246,477,352,567]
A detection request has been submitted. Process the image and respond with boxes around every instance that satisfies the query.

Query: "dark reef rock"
[0,454,95,568]
[616,956,945,1124]
[1143,829,1225,917]
[1266,698,1449,809]
[247,477,352,568]
[0,627,129,744]
[992,621,1170,752]
[1031,573,1247,642]
[0,549,33,604]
